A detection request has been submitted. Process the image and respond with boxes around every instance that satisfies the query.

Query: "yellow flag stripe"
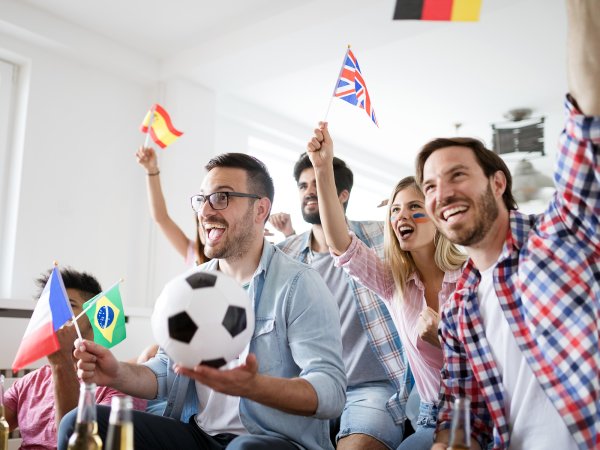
[451,0,482,21]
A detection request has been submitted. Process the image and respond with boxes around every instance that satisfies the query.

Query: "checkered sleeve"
[437,294,493,450]
[555,95,600,250]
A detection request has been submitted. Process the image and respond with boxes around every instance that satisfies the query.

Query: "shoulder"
[276,231,309,253]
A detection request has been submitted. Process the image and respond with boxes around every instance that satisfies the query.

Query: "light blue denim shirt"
[144,240,346,450]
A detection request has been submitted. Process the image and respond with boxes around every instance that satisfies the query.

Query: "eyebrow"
[201,185,236,193]
[423,163,470,184]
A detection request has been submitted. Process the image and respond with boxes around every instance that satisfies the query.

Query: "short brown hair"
[415,137,518,211]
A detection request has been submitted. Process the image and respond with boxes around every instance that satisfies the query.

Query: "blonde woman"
[306,122,466,450]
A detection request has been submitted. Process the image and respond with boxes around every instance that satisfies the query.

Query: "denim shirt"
[144,240,347,450]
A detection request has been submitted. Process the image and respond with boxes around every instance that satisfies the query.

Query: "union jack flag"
[333,48,378,126]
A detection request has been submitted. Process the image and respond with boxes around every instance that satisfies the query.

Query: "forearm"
[50,359,81,426]
[110,362,159,400]
[567,0,600,115]
[313,165,351,254]
[244,374,318,416]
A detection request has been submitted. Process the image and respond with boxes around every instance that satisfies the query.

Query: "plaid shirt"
[277,220,411,424]
[436,96,600,450]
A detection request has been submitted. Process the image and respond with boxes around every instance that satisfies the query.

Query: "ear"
[492,170,507,199]
[255,197,272,224]
[338,189,350,205]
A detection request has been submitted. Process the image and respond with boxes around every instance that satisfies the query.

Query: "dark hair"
[205,153,274,205]
[415,137,518,211]
[293,153,354,206]
[34,267,102,301]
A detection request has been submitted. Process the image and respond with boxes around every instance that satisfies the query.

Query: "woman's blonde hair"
[384,176,466,298]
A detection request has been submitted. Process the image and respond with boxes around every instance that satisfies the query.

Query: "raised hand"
[269,212,295,237]
[306,121,334,170]
[135,146,159,174]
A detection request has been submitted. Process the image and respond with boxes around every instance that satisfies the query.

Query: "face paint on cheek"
[413,212,429,223]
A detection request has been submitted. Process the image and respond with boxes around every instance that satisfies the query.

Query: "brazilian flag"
[83,284,126,348]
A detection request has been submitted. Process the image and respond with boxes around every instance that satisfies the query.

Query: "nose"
[198,197,216,218]
[435,179,453,205]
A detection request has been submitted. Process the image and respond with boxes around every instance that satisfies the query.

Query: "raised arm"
[306,122,352,254]
[566,0,600,115]
[136,146,191,259]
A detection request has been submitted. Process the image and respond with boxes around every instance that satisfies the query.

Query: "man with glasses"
[59,153,346,450]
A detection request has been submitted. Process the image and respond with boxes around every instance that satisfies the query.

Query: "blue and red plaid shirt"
[436,96,599,450]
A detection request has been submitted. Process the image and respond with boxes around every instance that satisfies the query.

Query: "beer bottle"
[68,383,103,450]
[105,396,134,450]
[448,397,471,450]
[0,375,9,450]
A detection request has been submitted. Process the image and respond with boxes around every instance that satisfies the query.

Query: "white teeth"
[399,226,413,232]
[443,206,467,220]
[205,223,225,230]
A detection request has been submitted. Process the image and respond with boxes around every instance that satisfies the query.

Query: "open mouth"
[204,223,226,241]
[398,225,414,239]
[441,206,468,223]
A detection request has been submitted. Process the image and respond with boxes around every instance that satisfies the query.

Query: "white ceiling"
[2,0,567,170]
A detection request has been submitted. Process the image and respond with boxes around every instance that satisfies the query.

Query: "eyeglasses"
[190,191,262,212]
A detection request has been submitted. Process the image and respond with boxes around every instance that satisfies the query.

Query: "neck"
[411,244,445,283]
[467,208,510,271]
[218,234,264,284]
[310,224,329,253]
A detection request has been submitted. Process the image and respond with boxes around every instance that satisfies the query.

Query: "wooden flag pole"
[53,260,84,343]
[324,45,351,122]
[143,106,156,148]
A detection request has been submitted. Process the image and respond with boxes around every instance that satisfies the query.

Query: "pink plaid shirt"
[436,96,600,450]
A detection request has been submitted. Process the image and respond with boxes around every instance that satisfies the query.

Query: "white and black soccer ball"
[151,268,254,369]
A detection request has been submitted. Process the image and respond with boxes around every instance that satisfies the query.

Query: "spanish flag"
[393,0,482,22]
[140,104,183,149]
[83,284,126,348]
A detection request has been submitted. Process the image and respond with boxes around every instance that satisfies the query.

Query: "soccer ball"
[151,268,254,368]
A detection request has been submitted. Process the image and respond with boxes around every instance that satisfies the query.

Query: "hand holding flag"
[140,104,183,149]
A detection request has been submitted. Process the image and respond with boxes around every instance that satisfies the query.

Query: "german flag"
[393,0,482,22]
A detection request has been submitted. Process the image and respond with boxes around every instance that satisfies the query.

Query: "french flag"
[12,267,74,372]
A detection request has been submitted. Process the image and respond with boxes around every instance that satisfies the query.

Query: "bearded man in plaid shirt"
[414,1,599,449]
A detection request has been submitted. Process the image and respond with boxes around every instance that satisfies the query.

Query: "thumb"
[245,353,259,371]
[319,121,332,144]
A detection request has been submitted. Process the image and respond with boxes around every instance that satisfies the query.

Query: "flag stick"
[324,45,351,122]
[143,106,156,148]
[53,260,84,343]
[73,278,124,323]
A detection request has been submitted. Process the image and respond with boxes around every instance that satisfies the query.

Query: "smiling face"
[421,146,503,247]
[298,167,321,225]
[198,167,259,261]
[389,186,437,252]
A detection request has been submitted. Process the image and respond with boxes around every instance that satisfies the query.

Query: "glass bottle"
[105,396,134,450]
[68,383,103,450]
[0,375,9,450]
[448,397,471,450]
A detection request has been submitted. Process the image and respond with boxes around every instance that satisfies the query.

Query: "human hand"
[74,338,120,386]
[268,213,295,237]
[306,121,334,170]
[135,146,158,174]
[48,321,79,365]
[416,306,441,348]
[174,353,259,397]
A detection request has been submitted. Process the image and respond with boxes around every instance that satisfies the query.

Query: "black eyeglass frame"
[190,191,262,212]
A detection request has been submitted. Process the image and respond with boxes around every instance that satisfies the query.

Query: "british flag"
[333,48,378,126]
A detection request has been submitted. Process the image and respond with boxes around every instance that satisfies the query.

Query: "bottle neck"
[448,397,471,448]
[76,383,98,424]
